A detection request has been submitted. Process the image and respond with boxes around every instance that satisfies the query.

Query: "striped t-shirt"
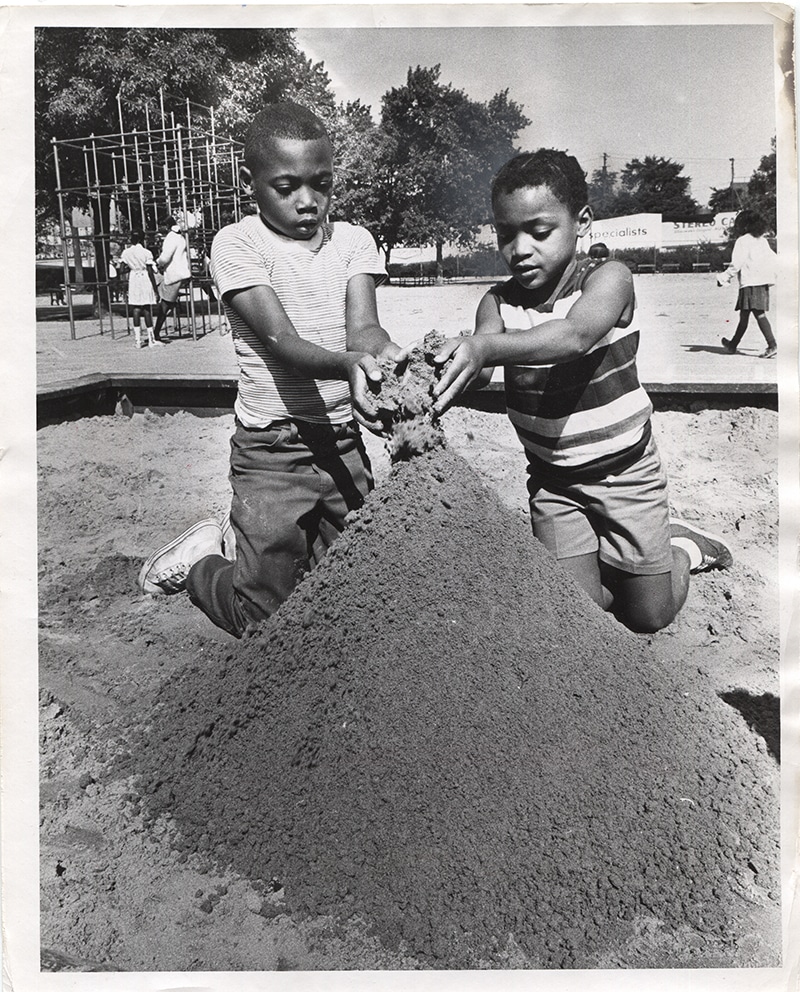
[494,258,653,479]
[210,216,385,427]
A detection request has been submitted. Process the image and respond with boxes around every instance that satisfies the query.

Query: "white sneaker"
[138,519,224,595]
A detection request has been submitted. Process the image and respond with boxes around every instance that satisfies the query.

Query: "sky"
[296,22,778,208]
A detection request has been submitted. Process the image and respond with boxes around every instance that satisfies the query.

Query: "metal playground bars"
[51,91,245,341]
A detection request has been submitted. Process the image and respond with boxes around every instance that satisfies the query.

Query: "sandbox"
[37,390,780,971]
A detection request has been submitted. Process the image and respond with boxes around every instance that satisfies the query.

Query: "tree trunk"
[435,241,444,285]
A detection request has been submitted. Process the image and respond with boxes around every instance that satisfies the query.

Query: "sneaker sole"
[669,517,733,569]
[138,518,221,595]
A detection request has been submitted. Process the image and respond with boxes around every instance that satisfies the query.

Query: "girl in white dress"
[120,231,160,348]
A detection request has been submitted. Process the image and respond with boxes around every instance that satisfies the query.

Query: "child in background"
[153,216,192,342]
[432,149,732,633]
[587,240,610,261]
[718,209,778,359]
[119,231,160,348]
[138,102,401,637]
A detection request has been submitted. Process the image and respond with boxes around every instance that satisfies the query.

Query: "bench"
[661,263,680,274]
[637,264,655,274]
[692,262,712,273]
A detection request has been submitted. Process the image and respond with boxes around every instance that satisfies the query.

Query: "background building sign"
[580,213,662,251]
[661,211,736,247]
[578,211,737,254]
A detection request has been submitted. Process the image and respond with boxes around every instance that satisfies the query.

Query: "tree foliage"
[618,156,699,216]
[745,138,777,232]
[587,166,620,220]
[706,138,777,235]
[355,65,529,266]
[588,156,699,218]
[35,27,335,220]
[707,184,746,214]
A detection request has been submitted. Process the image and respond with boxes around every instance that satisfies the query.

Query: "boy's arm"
[433,262,632,414]
[345,273,400,361]
[224,283,365,380]
[345,273,402,429]
[426,291,504,409]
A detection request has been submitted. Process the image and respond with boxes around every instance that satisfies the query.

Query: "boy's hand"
[377,340,403,363]
[431,335,489,415]
[347,352,387,434]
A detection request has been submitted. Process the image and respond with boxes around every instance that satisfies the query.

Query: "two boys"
[140,109,730,636]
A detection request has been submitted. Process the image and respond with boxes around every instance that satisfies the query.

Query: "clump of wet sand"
[375,330,446,460]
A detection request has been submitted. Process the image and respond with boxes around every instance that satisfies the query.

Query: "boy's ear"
[239,166,255,196]
[576,205,593,237]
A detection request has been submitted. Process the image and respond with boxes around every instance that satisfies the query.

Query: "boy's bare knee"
[618,602,677,634]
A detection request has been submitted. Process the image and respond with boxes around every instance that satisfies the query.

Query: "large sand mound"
[132,442,779,968]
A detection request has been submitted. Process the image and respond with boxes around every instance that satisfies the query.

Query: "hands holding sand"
[352,331,482,437]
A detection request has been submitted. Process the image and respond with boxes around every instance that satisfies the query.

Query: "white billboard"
[578,211,737,253]
[661,212,736,247]
[580,213,662,252]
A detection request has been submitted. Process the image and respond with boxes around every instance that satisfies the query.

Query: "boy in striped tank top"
[432,150,732,632]
[138,103,401,637]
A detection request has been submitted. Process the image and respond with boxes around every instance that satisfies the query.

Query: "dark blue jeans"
[186,419,373,637]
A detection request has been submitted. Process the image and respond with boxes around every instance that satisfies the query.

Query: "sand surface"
[37,395,781,972]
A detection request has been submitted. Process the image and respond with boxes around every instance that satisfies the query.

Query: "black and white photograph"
[1,2,798,987]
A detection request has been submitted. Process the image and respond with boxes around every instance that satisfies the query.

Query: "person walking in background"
[152,216,191,342]
[119,230,160,348]
[718,209,777,359]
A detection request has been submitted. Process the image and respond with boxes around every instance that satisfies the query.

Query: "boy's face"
[493,185,591,297]
[241,137,333,241]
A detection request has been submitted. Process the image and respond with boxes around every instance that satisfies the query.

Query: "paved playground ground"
[37,273,783,389]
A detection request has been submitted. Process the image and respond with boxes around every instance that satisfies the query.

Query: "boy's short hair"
[491,149,588,218]
[245,102,331,173]
[588,241,610,258]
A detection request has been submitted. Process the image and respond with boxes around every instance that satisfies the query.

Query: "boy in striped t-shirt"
[432,149,732,633]
[138,103,401,637]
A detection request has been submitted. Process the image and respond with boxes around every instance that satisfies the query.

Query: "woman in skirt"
[719,209,778,359]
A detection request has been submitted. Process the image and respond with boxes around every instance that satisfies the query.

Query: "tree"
[617,156,699,216]
[363,66,529,274]
[35,28,338,305]
[326,99,390,225]
[587,165,620,219]
[707,138,777,236]
[746,138,777,233]
[708,184,746,214]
